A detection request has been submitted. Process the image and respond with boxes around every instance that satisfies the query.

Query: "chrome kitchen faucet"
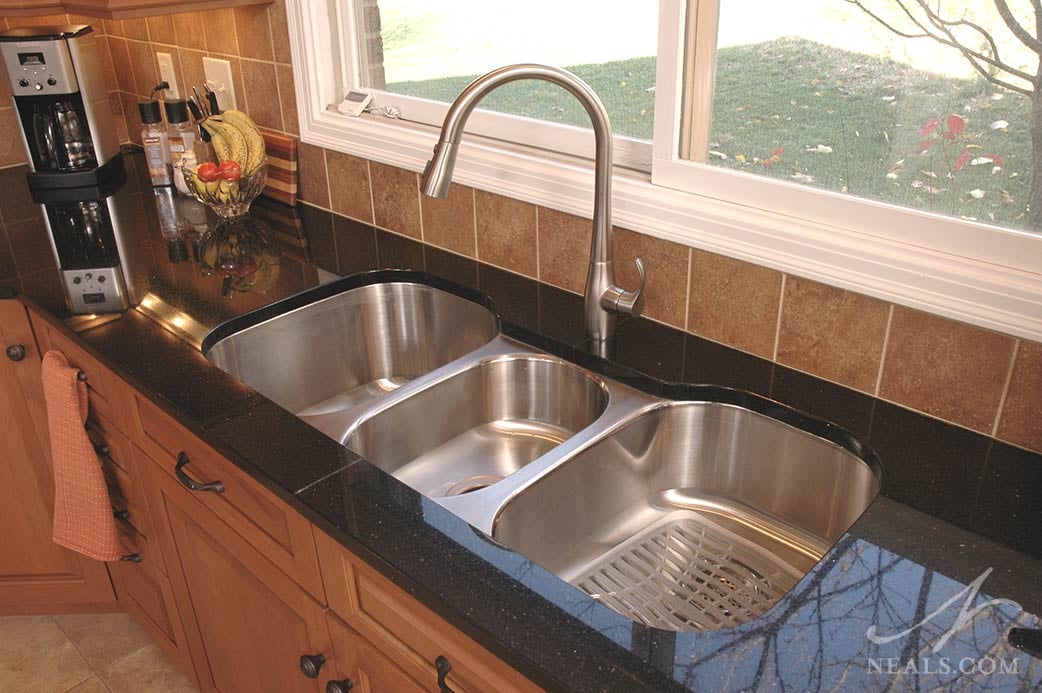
[420,64,646,347]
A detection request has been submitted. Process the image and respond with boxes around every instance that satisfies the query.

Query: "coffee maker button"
[47,77,57,86]
[17,79,28,87]
[98,275,106,283]
[84,273,92,281]
[72,277,82,285]
[33,82,43,91]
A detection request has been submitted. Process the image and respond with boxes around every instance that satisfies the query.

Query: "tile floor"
[0,612,197,692]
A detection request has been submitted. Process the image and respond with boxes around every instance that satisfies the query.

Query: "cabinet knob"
[435,655,455,693]
[94,443,111,458]
[113,508,130,522]
[299,653,326,679]
[5,345,26,361]
[325,679,354,693]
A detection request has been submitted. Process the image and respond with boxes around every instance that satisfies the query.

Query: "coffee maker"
[0,25,141,314]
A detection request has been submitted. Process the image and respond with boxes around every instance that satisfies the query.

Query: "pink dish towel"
[41,350,122,562]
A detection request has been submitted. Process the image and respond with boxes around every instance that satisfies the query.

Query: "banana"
[220,110,266,175]
[201,118,249,169]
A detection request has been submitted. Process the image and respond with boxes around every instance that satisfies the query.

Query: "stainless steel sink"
[205,282,498,416]
[491,402,880,631]
[346,355,608,498]
[203,276,881,633]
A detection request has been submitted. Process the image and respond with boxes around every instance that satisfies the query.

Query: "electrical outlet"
[156,52,180,99]
[202,57,237,112]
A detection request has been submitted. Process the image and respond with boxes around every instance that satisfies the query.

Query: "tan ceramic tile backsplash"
[880,307,1016,433]
[371,162,421,238]
[687,249,782,358]
[475,191,538,278]
[615,227,689,329]
[997,342,1042,451]
[538,207,591,294]
[777,277,890,393]
[1,10,1040,455]
[421,184,476,257]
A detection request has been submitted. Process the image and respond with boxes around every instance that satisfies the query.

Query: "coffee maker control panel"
[62,267,128,313]
[0,39,78,95]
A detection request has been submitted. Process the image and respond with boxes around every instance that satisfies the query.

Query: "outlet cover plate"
[156,52,180,99]
[202,57,237,111]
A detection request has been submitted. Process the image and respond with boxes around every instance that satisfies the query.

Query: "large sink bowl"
[346,355,609,498]
[205,282,498,416]
[492,402,880,632]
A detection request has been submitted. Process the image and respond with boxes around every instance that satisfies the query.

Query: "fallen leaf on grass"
[792,173,816,183]
[969,189,985,199]
[805,144,833,154]
[991,120,1009,130]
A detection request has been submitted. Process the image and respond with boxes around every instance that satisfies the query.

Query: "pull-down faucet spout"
[421,64,646,345]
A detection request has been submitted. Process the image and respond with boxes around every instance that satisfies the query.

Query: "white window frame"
[287,0,1042,342]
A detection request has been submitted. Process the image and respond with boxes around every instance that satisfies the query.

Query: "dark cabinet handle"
[5,345,25,361]
[299,653,326,679]
[120,553,142,563]
[94,443,111,458]
[435,655,455,693]
[77,370,87,382]
[174,452,224,494]
[113,508,130,522]
[325,679,353,693]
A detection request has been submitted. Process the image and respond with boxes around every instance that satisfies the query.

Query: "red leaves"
[919,138,937,156]
[954,148,972,171]
[947,114,966,135]
[983,153,1005,167]
[919,117,941,139]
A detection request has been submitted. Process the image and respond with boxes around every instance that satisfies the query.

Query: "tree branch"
[994,0,1042,53]
[845,0,1035,93]
[911,0,1034,81]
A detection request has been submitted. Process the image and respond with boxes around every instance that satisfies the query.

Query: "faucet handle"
[616,257,646,317]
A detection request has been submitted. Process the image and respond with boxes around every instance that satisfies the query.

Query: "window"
[286,0,1042,341]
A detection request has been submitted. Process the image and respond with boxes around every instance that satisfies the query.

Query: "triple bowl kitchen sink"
[204,274,881,633]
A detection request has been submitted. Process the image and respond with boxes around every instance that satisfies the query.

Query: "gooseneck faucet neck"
[421,64,645,344]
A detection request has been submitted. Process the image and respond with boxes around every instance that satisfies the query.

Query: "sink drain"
[445,474,504,496]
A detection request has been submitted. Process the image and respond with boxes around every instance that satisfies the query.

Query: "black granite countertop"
[18,152,1042,691]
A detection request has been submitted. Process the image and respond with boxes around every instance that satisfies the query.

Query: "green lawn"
[387,37,1032,230]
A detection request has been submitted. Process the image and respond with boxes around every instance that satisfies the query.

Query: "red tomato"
[196,162,220,182]
[218,160,242,181]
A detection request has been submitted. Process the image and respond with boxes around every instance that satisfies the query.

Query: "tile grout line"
[770,274,787,362]
[365,159,376,225]
[682,247,692,333]
[50,615,107,691]
[534,206,541,280]
[991,339,1020,437]
[322,148,334,214]
[416,173,425,243]
[471,187,479,258]
[874,304,895,396]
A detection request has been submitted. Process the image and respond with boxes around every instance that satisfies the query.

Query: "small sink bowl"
[205,281,498,415]
[345,355,609,498]
[492,401,880,632]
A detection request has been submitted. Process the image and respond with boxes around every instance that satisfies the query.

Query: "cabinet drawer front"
[132,394,324,600]
[33,320,127,429]
[326,613,426,693]
[152,466,331,693]
[116,518,162,573]
[111,552,196,685]
[315,531,539,693]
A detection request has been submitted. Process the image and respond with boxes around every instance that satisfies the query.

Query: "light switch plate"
[202,57,237,112]
[156,52,180,99]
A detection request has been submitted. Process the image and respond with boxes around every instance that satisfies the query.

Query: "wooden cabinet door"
[326,613,426,693]
[145,461,331,693]
[0,300,115,612]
